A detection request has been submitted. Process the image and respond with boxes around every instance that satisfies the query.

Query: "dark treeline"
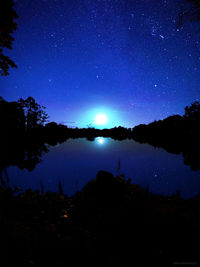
[2,96,200,142]
[132,101,200,170]
[0,96,132,141]
[0,97,50,180]
[1,96,200,171]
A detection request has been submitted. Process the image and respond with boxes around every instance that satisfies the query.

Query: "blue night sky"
[1,0,200,128]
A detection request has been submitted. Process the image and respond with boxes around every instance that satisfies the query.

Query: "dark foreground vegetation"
[1,170,200,266]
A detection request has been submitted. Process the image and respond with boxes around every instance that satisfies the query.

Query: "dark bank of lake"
[7,137,200,198]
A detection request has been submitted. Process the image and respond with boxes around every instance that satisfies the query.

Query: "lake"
[7,137,200,198]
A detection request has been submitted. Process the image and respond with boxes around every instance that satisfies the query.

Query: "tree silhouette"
[0,96,25,131]
[18,97,49,131]
[0,0,18,76]
[184,101,200,122]
[178,0,200,28]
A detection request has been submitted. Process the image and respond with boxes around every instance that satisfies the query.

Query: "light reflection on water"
[96,137,105,145]
[7,137,200,198]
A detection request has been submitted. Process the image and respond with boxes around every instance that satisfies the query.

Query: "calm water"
[7,137,200,198]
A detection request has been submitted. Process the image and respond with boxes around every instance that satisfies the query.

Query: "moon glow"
[94,113,108,125]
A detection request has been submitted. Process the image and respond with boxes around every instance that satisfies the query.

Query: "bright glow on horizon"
[81,106,123,129]
[94,113,108,125]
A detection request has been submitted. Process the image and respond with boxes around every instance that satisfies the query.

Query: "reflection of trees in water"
[159,142,200,171]
[17,142,49,171]
[2,136,200,186]
[0,138,49,184]
[132,101,200,171]
[0,167,9,185]
[135,138,200,171]
[182,145,200,171]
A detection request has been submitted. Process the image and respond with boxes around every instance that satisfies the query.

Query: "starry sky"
[1,0,200,128]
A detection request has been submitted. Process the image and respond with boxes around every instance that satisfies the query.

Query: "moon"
[94,113,108,125]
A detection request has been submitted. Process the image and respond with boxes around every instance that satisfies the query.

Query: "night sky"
[1,0,200,128]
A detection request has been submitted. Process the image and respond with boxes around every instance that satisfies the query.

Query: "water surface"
[7,137,200,198]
